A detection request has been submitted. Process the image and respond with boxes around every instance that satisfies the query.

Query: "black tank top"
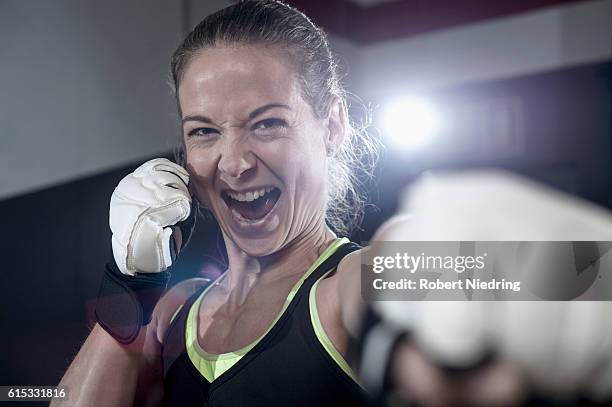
[161,241,369,406]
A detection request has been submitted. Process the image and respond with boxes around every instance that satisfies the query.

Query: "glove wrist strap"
[95,261,170,344]
[346,305,410,406]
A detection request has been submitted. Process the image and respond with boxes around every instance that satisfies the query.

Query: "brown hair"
[170,0,380,235]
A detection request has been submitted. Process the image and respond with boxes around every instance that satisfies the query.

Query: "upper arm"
[336,249,364,338]
[131,277,210,405]
[336,215,414,336]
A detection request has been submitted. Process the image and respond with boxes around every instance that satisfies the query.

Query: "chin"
[229,233,285,258]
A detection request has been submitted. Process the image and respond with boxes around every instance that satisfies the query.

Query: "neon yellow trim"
[186,237,350,382]
[309,269,362,387]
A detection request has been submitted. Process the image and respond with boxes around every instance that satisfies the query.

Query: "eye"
[252,118,288,131]
[187,127,220,138]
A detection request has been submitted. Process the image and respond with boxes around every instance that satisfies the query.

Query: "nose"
[217,136,256,181]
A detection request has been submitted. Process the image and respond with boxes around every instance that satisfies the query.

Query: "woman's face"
[179,46,336,256]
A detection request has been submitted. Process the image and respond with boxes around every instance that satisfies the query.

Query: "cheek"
[185,145,218,203]
[296,131,328,183]
[282,137,328,194]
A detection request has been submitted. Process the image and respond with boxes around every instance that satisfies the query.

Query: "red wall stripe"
[287,0,588,43]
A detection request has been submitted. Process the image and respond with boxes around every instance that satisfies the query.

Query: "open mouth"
[221,187,281,221]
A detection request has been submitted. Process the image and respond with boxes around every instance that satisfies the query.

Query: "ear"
[325,96,348,156]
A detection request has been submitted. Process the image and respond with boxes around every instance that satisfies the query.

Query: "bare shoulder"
[335,248,362,279]
[152,277,210,343]
[318,248,362,289]
[334,214,413,283]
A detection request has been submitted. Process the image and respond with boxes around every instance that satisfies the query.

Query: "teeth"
[227,187,273,202]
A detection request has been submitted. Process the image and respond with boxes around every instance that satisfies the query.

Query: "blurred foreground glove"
[96,158,195,344]
[363,170,612,403]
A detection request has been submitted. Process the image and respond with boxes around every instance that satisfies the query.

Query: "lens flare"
[381,98,440,149]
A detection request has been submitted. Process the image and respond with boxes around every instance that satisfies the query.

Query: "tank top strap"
[299,240,361,289]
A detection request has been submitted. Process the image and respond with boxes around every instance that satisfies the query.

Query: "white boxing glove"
[110,158,192,276]
[372,170,612,401]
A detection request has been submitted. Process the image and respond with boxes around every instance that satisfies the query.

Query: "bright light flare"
[381,98,440,149]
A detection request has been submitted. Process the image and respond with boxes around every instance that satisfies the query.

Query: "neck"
[219,221,337,306]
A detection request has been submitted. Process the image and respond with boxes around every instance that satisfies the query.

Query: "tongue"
[230,190,279,220]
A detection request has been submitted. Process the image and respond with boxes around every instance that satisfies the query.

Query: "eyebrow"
[181,114,214,125]
[248,103,291,119]
[181,103,291,125]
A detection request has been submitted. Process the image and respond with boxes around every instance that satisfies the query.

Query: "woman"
[55,1,527,406]
[57,2,377,405]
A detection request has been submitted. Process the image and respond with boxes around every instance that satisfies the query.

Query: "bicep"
[134,278,209,405]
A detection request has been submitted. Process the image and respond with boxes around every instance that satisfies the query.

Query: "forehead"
[178,46,303,117]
